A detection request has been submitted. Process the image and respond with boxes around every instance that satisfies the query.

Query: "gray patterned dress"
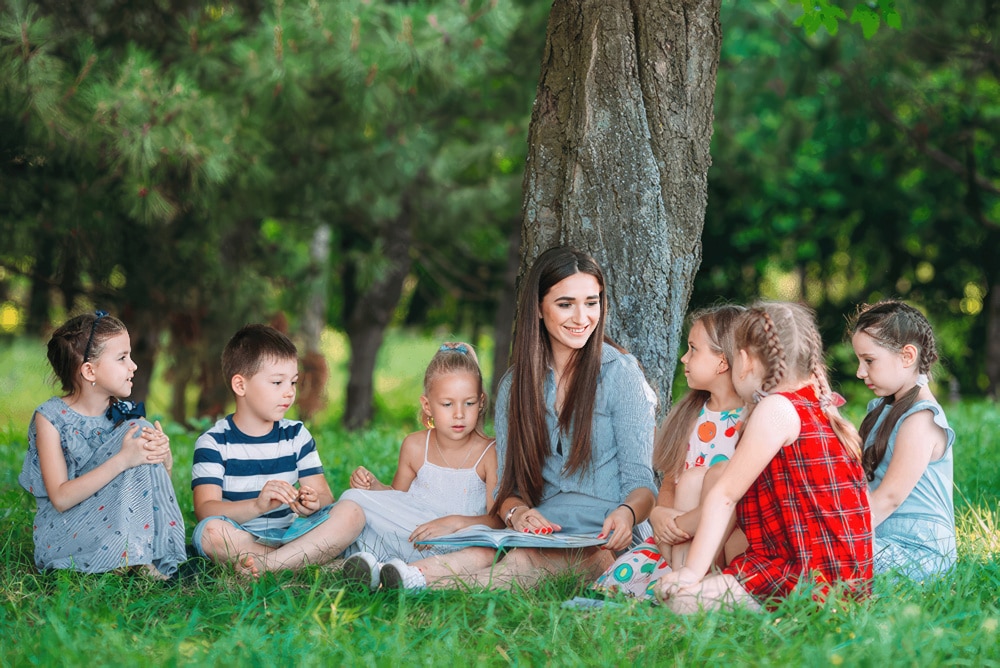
[18,397,186,575]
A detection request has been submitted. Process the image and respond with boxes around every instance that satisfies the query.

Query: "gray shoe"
[379,558,426,590]
[342,552,381,591]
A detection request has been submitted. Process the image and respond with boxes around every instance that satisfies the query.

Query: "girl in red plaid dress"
[656,302,872,612]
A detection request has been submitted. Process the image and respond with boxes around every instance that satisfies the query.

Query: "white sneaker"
[342,552,381,591]
[379,558,426,590]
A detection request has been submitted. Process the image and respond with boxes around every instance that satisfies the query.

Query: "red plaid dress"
[723,386,873,604]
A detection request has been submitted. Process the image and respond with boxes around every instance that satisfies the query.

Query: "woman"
[379,246,658,590]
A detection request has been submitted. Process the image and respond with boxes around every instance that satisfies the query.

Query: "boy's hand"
[291,485,321,516]
[254,480,300,515]
[350,466,379,490]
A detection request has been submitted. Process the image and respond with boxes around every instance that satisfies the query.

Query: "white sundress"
[341,431,494,563]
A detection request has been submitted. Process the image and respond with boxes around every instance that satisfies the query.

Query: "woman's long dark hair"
[850,300,939,481]
[491,246,608,511]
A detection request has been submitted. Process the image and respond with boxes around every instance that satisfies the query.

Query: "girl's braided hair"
[736,302,861,460]
[849,300,939,480]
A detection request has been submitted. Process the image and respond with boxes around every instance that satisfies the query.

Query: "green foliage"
[0,0,536,420]
[699,0,998,395]
[789,0,901,37]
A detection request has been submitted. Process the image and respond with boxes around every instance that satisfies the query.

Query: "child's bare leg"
[409,547,500,587]
[669,466,710,567]
[198,518,274,569]
[663,573,761,614]
[674,466,709,512]
[254,501,365,572]
[724,527,748,564]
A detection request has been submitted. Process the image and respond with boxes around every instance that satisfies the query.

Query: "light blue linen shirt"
[494,344,658,505]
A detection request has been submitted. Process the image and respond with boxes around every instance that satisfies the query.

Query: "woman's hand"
[598,505,635,552]
[654,566,702,602]
[410,515,467,549]
[291,484,321,516]
[510,507,562,534]
[649,505,690,545]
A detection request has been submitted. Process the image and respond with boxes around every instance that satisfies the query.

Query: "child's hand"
[654,566,701,603]
[139,421,173,473]
[117,423,154,469]
[254,480,300,515]
[350,466,379,490]
[409,515,466,549]
[290,485,321,516]
[649,506,690,545]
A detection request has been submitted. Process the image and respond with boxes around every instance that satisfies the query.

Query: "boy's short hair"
[222,324,298,385]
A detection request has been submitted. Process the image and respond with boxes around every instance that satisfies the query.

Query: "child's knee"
[194,518,236,557]
[335,499,366,528]
[704,461,728,487]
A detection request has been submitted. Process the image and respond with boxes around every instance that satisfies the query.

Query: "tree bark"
[343,212,415,430]
[519,0,721,412]
[297,223,331,421]
[491,221,520,400]
[986,279,1000,399]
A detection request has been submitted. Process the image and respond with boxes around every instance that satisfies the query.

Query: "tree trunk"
[297,223,331,421]
[520,0,721,412]
[491,221,520,401]
[986,279,1000,400]
[343,215,415,430]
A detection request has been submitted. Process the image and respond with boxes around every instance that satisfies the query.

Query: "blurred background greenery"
[1,0,997,429]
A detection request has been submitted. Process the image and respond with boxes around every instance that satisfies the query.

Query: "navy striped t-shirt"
[192,416,324,533]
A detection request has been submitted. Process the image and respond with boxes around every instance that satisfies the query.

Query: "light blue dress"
[494,345,657,537]
[19,397,186,575]
[865,398,956,580]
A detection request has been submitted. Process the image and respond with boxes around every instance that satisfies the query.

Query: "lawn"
[1,332,998,666]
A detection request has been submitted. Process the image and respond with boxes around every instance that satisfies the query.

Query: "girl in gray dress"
[19,312,186,578]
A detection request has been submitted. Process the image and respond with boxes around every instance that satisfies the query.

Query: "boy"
[191,324,363,575]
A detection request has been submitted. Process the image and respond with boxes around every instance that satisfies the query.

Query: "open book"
[414,524,608,549]
[256,509,331,548]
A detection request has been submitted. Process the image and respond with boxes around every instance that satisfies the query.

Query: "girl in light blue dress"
[19,312,186,578]
[850,300,956,580]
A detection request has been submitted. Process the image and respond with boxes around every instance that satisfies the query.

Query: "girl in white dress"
[340,342,501,589]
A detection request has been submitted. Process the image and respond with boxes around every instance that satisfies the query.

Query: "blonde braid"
[759,310,786,395]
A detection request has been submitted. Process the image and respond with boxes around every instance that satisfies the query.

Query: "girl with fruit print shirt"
[593,305,746,599]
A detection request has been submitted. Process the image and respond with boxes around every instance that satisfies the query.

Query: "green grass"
[1,333,999,666]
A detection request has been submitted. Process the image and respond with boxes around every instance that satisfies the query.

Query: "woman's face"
[538,272,602,361]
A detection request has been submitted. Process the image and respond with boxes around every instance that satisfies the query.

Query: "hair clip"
[751,388,769,404]
[107,399,145,427]
[440,344,469,354]
[915,373,929,388]
[83,310,110,363]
